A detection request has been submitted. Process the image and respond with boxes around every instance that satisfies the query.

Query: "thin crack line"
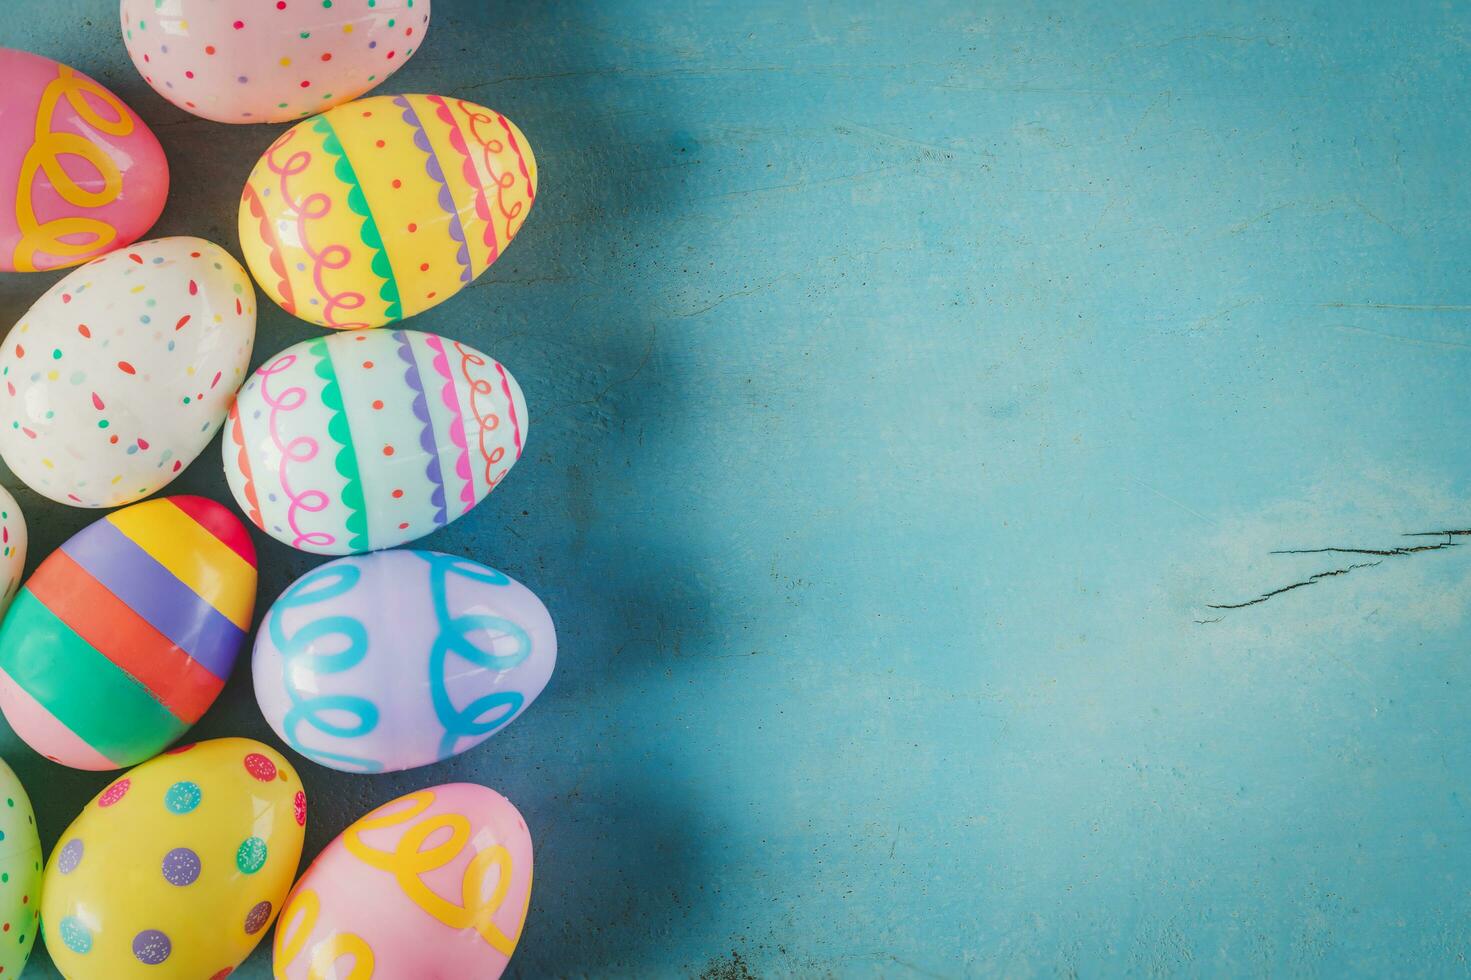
[1206,560,1384,610]
[1268,541,1460,557]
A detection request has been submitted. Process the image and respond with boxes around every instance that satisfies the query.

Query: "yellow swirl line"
[308,934,375,980]
[12,65,132,271]
[274,887,375,980]
[343,789,524,956]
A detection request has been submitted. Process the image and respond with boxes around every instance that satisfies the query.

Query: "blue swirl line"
[420,552,532,760]
[268,564,384,773]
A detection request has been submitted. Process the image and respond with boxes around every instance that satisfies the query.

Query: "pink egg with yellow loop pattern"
[0,47,168,272]
[120,0,431,124]
[274,783,532,980]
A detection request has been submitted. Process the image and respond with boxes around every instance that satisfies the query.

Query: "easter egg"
[0,487,25,622]
[275,783,530,979]
[0,496,256,770]
[224,328,527,555]
[238,94,537,328]
[254,550,556,773]
[121,0,430,124]
[42,738,306,978]
[0,47,168,272]
[0,237,256,508]
[0,758,42,977]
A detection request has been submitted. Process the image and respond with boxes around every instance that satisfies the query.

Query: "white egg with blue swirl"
[251,549,556,774]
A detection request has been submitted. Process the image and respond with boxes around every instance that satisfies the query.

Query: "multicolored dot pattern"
[0,761,40,978]
[238,93,537,328]
[0,490,26,623]
[120,0,430,123]
[41,739,305,978]
[0,237,255,509]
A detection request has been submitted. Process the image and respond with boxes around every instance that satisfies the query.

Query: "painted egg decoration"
[0,237,256,508]
[0,496,256,770]
[0,758,42,978]
[224,328,527,555]
[255,550,556,773]
[275,783,531,979]
[238,93,537,328]
[122,0,429,124]
[42,738,306,978]
[0,487,25,622]
[0,47,168,272]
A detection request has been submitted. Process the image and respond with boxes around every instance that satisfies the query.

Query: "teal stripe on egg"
[331,336,439,547]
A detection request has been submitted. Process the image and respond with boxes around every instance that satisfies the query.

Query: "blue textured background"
[4,0,1471,976]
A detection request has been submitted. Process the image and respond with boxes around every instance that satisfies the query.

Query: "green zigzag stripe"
[308,337,370,552]
[313,115,403,322]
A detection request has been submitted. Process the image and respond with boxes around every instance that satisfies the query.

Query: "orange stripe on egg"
[25,552,224,724]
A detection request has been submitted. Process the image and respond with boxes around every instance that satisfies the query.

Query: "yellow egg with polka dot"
[41,738,306,978]
[238,94,537,329]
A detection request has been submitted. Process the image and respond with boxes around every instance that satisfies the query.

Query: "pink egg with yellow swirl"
[0,48,167,272]
[274,783,533,979]
[120,0,430,124]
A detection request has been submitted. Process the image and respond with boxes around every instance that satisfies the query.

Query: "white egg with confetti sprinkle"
[0,237,256,508]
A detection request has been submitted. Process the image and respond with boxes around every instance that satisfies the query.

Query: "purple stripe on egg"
[61,522,244,681]
[395,330,448,526]
[393,96,473,284]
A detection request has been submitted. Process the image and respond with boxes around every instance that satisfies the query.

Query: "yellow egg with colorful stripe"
[239,94,537,329]
[42,738,306,978]
[0,496,256,770]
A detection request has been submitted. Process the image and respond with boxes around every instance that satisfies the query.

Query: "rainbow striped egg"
[238,93,537,329]
[0,496,256,769]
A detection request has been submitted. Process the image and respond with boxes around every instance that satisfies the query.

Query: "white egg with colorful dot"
[0,237,256,508]
[121,0,431,124]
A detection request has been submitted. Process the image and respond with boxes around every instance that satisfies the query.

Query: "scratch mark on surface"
[1321,303,1471,312]
[551,325,658,413]
[887,954,953,979]
[1330,324,1471,351]
[712,164,899,200]
[1124,89,1172,143]
[1223,203,1296,236]
[1351,198,1407,238]
[1138,32,1287,49]
[1189,298,1255,332]
[835,121,989,160]
[1127,479,1216,526]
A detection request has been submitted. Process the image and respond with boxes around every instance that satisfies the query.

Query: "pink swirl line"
[427,95,498,269]
[258,354,336,549]
[423,334,475,513]
[264,129,371,329]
